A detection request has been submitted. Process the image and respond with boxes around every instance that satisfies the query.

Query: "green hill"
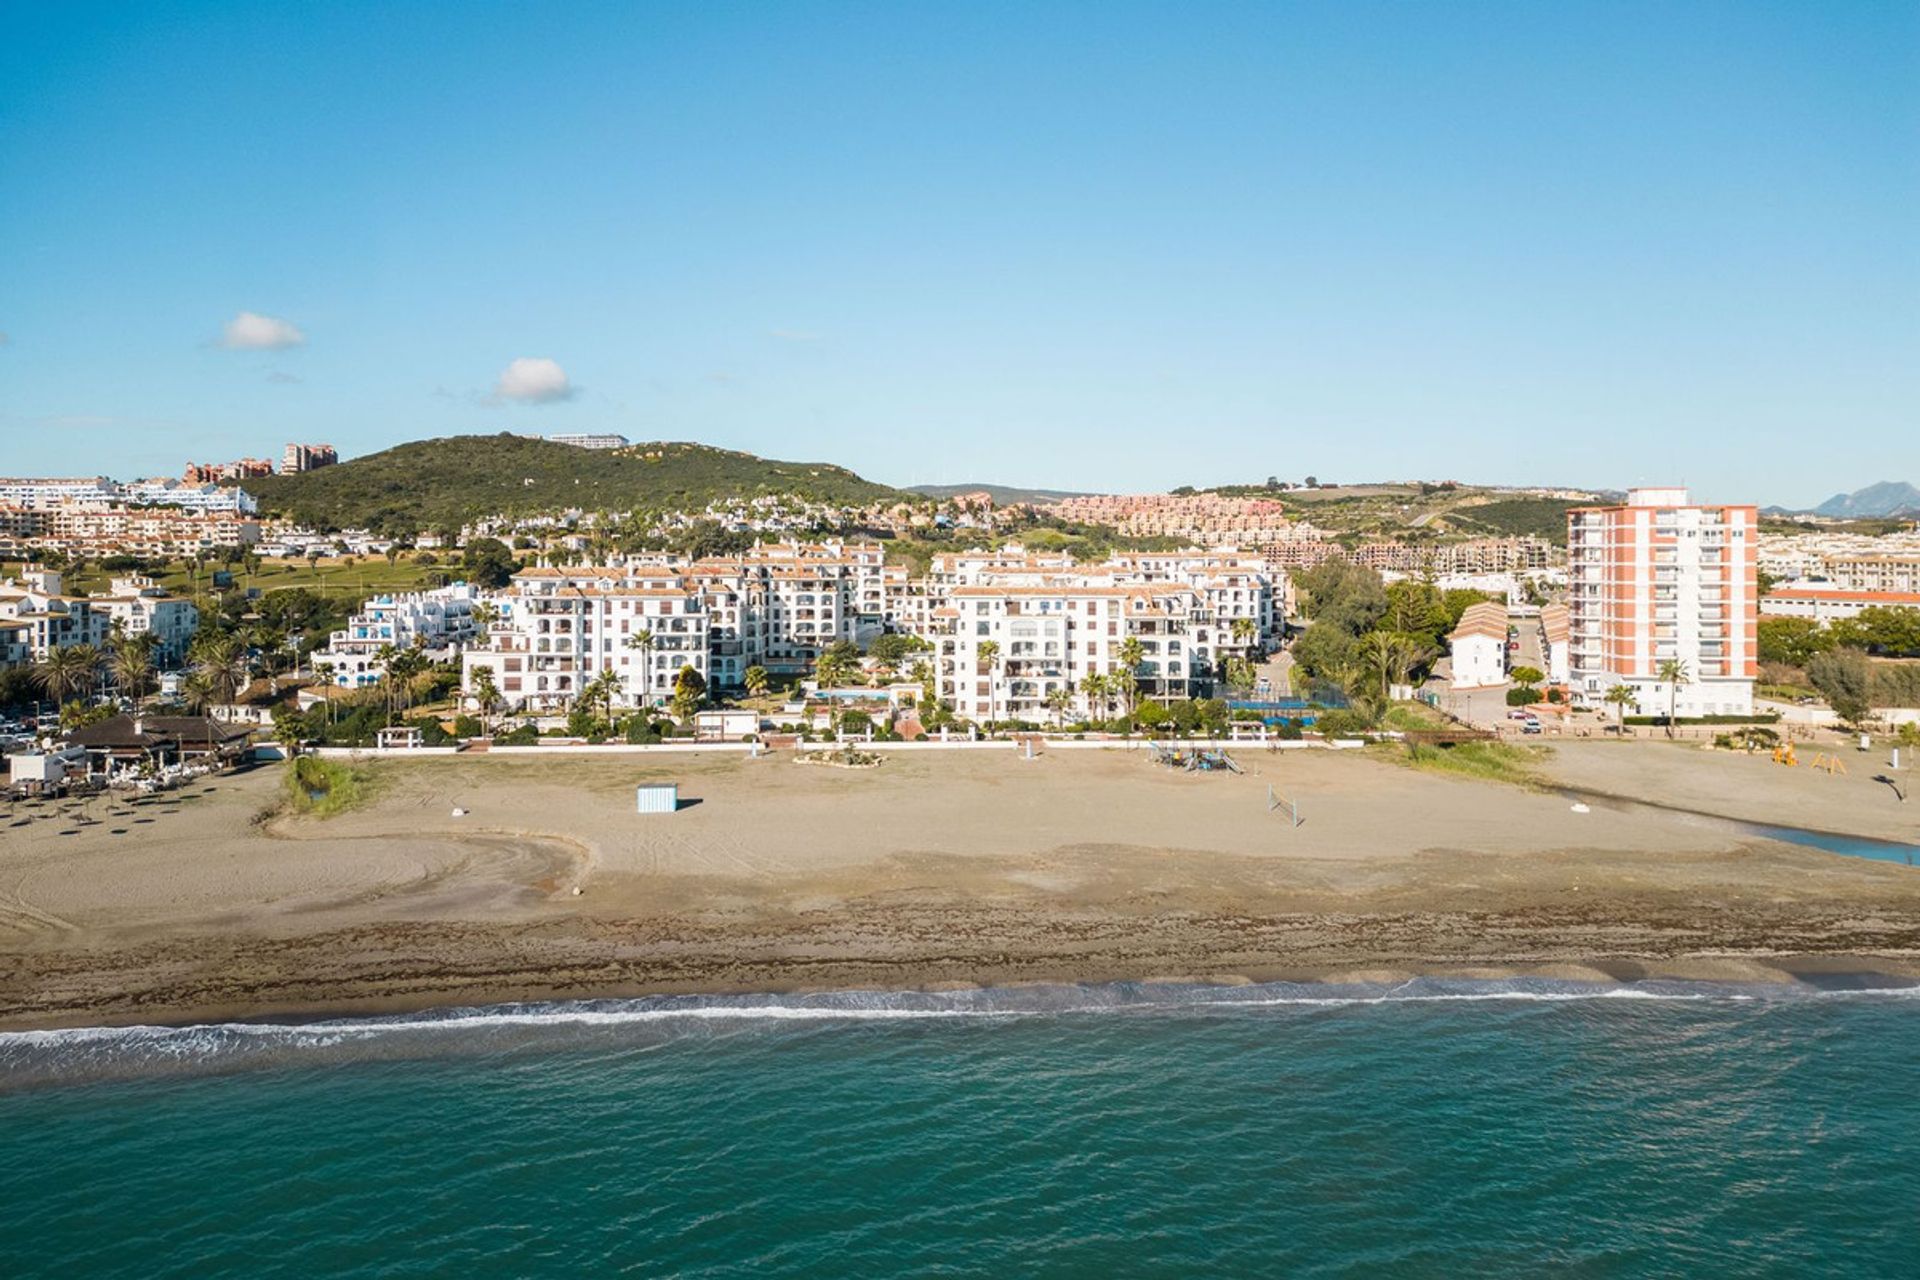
[246,435,909,533]
[1440,497,1583,545]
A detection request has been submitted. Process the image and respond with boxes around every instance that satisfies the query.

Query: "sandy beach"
[3,740,1918,1030]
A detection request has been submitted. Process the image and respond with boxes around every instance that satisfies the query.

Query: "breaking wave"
[4,977,1917,1091]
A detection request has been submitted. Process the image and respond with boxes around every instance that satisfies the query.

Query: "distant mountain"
[906,482,1091,506]
[1811,481,1920,519]
[246,434,908,532]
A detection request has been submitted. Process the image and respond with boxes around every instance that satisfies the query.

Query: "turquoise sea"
[4,979,1919,1277]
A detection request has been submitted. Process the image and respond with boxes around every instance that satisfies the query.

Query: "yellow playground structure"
[1774,744,1847,774]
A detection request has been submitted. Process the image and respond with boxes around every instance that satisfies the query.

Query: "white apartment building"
[92,575,199,666]
[0,570,110,662]
[1447,601,1509,690]
[0,477,256,513]
[119,480,260,514]
[545,433,631,450]
[462,569,710,713]
[459,541,1285,722]
[310,583,481,688]
[1567,488,1757,718]
[1760,585,1920,626]
[935,583,1225,724]
[0,619,30,672]
[1820,555,1920,595]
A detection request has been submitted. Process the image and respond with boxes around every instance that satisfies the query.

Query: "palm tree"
[624,628,657,703]
[470,668,502,734]
[107,632,157,712]
[976,639,1001,730]
[1231,616,1257,654]
[313,660,338,726]
[1117,637,1145,716]
[386,647,428,720]
[1046,686,1073,728]
[1657,659,1690,738]
[273,716,305,760]
[34,644,100,708]
[744,664,770,698]
[180,669,216,715]
[1604,684,1636,732]
[585,666,624,725]
[1079,672,1108,724]
[189,632,251,718]
[372,643,401,721]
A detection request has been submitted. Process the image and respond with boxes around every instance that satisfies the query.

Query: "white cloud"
[220,310,306,350]
[494,356,575,404]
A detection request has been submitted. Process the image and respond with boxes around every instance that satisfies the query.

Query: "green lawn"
[11,557,447,606]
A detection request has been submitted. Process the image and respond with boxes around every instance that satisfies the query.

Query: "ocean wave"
[5,978,1917,1090]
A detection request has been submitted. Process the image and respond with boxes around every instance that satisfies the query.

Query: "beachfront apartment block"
[934,584,1219,723]
[1567,488,1757,718]
[458,541,1285,718]
[461,569,711,712]
[310,584,481,688]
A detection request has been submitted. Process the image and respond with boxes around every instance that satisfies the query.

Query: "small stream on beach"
[1561,790,1920,867]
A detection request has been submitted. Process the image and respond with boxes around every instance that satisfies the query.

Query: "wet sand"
[3,743,1918,1030]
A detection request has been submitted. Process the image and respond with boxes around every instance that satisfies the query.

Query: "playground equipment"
[1773,745,1799,767]
[1149,744,1243,774]
[1807,752,1848,776]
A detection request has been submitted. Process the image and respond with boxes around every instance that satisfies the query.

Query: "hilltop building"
[1567,488,1757,718]
[545,434,630,451]
[183,458,274,484]
[282,443,339,473]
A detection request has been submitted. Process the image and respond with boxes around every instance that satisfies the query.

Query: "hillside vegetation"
[1441,497,1584,545]
[246,435,909,532]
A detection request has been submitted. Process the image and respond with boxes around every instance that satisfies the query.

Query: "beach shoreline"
[4,743,1918,1033]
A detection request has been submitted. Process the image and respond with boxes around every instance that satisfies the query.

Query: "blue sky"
[1,1,1914,505]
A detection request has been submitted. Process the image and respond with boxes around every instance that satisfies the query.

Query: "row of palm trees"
[28,626,269,722]
[971,636,1150,729]
[1598,659,1691,736]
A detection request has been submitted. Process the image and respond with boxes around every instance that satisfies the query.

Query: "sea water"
[4,979,1919,1277]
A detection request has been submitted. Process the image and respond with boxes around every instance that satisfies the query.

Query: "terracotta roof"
[1768,588,1920,605]
[1450,601,1510,643]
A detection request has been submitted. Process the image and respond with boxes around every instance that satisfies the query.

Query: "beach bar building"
[58,715,253,780]
[635,782,678,814]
